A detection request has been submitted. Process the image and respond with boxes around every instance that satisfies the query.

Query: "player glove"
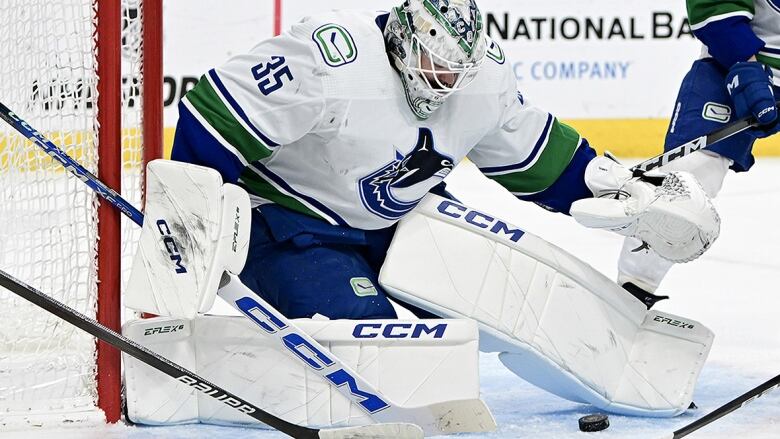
[570,156,720,263]
[726,61,779,138]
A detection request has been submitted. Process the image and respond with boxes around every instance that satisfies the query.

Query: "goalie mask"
[385,0,487,119]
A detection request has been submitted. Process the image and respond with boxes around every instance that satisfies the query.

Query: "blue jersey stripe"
[762,46,780,56]
[479,113,554,175]
[249,163,349,226]
[171,102,246,183]
[208,69,280,148]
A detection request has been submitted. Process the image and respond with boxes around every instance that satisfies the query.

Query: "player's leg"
[617,59,756,306]
[239,206,398,320]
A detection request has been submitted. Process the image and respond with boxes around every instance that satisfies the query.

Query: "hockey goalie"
[122,0,718,434]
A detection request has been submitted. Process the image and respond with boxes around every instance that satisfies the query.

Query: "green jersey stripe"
[486,119,581,195]
[238,167,334,223]
[687,0,754,28]
[757,53,780,70]
[181,98,249,166]
[186,75,274,163]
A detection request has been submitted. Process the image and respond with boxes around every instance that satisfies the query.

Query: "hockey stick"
[660,373,780,438]
[0,102,495,435]
[0,269,422,439]
[0,103,145,223]
[631,99,780,175]
[216,271,495,435]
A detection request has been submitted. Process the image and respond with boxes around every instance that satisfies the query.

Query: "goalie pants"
[238,204,399,320]
[667,58,780,172]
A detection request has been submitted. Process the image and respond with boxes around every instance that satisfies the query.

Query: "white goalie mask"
[385,0,487,119]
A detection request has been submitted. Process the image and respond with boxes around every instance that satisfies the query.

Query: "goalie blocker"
[380,194,714,417]
[125,160,252,319]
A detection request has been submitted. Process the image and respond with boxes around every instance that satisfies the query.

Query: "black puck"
[578,413,609,432]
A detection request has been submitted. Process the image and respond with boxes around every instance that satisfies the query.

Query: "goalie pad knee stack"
[380,194,714,417]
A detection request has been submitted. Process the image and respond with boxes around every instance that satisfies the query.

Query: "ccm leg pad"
[380,194,713,417]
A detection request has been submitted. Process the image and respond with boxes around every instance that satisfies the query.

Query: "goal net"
[0,0,161,427]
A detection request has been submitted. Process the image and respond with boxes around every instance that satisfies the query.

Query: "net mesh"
[0,0,146,425]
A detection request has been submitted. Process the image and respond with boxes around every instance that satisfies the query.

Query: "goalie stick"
[0,269,422,439]
[661,373,780,439]
[0,102,495,436]
[631,99,780,175]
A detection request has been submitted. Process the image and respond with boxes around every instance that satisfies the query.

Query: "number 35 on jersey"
[251,56,293,96]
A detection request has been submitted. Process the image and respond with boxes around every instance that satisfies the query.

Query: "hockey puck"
[578,414,609,432]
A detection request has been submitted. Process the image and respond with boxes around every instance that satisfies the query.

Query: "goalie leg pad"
[125,160,251,318]
[379,195,714,417]
[123,314,480,428]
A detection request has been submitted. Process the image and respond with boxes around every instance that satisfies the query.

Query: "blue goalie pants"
[666,58,780,172]
[238,204,399,320]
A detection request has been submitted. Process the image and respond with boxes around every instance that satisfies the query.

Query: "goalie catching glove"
[570,155,720,263]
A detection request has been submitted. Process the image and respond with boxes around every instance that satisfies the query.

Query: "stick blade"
[318,423,423,439]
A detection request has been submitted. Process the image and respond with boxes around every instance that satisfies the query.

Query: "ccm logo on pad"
[352,323,447,339]
[156,219,187,274]
[437,200,525,242]
[235,296,391,414]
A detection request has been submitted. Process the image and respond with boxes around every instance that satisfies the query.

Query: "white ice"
[6,159,780,439]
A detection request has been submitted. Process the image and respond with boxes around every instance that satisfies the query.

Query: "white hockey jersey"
[175,10,584,230]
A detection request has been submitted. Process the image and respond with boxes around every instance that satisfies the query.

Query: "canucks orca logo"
[359,128,454,220]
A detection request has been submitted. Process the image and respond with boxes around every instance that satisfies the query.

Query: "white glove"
[570,156,720,263]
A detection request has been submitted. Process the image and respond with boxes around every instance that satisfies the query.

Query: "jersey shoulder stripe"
[240,164,348,226]
[480,113,554,175]
[184,74,274,163]
[208,69,280,148]
[687,0,754,29]
[482,117,582,195]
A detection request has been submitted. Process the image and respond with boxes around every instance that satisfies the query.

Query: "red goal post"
[0,0,162,426]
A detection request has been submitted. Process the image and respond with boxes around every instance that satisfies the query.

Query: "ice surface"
[5,159,780,438]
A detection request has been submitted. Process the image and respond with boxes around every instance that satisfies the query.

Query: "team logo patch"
[701,102,732,123]
[312,23,358,67]
[359,128,454,221]
[485,37,505,65]
[350,277,378,297]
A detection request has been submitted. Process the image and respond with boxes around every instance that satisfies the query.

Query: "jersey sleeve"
[687,0,764,67]
[172,26,326,183]
[468,57,596,214]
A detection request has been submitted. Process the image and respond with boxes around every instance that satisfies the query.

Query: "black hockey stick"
[0,269,420,439]
[0,101,424,437]
[631,99,780,175]
[661,374,780,438]
[0,269,311,437]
